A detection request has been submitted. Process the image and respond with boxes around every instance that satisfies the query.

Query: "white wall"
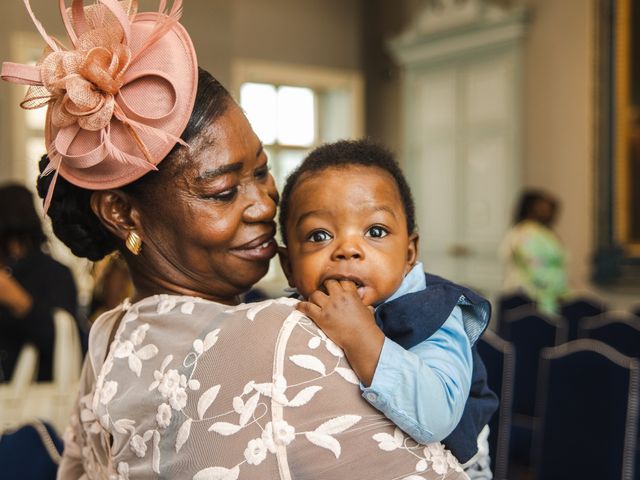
[522,0,594,291]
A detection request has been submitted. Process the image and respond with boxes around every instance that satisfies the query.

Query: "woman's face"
[533,197,557,226]
[134,104,278,304]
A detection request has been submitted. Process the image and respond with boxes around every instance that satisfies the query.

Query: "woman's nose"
[243,177,278,222]
[331,237,363,260]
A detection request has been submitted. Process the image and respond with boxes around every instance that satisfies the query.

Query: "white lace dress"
[57,295,469,480]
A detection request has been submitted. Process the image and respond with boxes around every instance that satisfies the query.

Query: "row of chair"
[496,292,624,342]
[0,308,83,434]
[479,297,640,480]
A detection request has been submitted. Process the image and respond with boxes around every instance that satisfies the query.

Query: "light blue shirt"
[361,262,473,444]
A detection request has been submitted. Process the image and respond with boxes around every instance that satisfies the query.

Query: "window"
[240,82,317,189]
[233,60,364,293]
[10,33,47,185]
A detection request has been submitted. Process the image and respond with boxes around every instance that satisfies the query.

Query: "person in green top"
[500,190,569,314]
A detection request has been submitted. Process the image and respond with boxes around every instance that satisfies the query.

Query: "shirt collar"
[382,261,425,305]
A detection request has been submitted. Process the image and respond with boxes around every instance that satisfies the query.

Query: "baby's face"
[281,165,417,306]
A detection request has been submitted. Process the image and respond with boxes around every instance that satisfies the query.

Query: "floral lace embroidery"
[74,296,465,479]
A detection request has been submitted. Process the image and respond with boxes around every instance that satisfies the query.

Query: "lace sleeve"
[56,355,93,480]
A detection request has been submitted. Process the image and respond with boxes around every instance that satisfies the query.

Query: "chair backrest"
[560,295,608,342]
[0,419,63,480]
[496,291,533,336]
[53,308,83,391]
[501,304,565,417]
[477,330,514,480]
[0,308,83,433]
[578,313,640,359]
[532,340,638,480]
[8,344,38,396]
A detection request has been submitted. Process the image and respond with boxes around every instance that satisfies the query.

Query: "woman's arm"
[0,269,33,318]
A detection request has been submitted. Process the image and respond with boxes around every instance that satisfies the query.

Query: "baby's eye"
[307,230,332,243]
[366,226,388,238]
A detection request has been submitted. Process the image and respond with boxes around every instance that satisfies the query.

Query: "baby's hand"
[297,279,372,348]
[296,279,384,386]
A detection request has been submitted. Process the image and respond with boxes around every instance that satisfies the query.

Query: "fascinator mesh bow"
[1,0,198,210]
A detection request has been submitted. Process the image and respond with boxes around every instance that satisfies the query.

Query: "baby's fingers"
[339,280,358,293]
[308,289,329,307]
[296,300,322,320]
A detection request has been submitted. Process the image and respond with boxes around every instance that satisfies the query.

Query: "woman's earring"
[125,232,142,255]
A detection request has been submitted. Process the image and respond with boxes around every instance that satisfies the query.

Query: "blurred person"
[499,189,569,314]
[0,183,77,382]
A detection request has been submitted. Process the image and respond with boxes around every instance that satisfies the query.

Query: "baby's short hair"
[278,139,416,245]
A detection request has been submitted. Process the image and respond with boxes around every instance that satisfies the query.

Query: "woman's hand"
[0,269,33,317]
[296,279,385,386]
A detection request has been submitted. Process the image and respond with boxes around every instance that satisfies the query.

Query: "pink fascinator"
[1,0,198,210]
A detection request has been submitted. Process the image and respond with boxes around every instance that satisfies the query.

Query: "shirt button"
[365,392,378,402]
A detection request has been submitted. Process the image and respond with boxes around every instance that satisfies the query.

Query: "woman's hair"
[278,139,416,245]
[36,68,233,261]
[513,189,558,225]
[0,183,47,258]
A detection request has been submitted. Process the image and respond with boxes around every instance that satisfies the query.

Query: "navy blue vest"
[375,273,499,464]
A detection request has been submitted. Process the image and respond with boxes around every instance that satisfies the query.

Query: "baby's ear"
[277,246,296,287]
[405,232,419,273]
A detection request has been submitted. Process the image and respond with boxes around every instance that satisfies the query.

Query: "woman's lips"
[231,236,277,262]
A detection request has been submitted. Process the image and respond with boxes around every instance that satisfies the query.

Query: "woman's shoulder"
[88,295,300,355]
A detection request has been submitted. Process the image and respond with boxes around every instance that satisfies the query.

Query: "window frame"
[232,60,364,294]
[593,0,640,285]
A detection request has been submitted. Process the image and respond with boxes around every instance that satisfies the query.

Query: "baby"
[278,139,498,478]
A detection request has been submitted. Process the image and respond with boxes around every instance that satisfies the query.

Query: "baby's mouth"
[321,276,366,300]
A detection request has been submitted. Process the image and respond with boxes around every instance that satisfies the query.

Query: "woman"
[3,2,467,478]
[0,184,77,382]
[500,189,569,314]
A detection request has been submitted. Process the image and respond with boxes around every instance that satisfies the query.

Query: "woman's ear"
[405,232,419,274]
[277,246,296,288]
[90,190,141,242]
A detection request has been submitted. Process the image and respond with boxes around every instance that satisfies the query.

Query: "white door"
[404,49,521,298]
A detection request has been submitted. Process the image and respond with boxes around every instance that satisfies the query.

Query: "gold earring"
[125,232,142,255]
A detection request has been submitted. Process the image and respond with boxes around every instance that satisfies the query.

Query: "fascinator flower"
[1,0,198,210]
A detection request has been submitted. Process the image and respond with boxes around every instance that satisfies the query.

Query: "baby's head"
[278,139,418,306]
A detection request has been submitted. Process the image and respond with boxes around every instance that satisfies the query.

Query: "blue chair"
[578,313,640,359]
[501,305,567,417]
[560,295,608,342]
[496,291,533,337]
[477,329,514,480]
[0,420,63,480]
[532,340,638,480]
[500,304,567,467]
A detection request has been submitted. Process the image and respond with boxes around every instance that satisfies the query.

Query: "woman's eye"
[255,164,271,180]
[307,230,331,243]
[209,187,238,202]
[366,226,388,238]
